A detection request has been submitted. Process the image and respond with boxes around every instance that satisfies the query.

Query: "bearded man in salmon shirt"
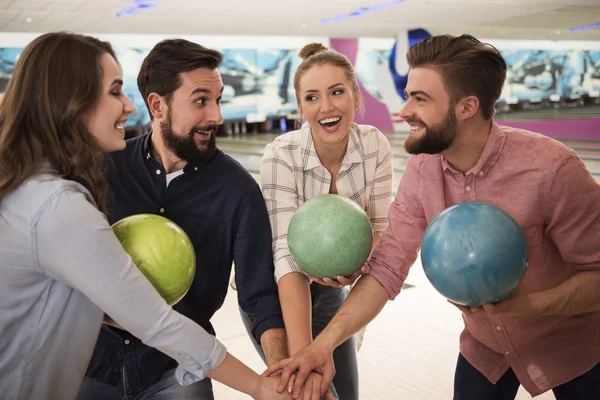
[265,34,600,400]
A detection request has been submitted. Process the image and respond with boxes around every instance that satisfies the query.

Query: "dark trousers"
[454,353,600,400]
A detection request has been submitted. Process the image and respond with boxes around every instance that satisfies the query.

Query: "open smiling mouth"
[318,116,342,132]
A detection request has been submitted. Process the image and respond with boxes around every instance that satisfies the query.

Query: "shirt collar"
[441,120,506,176]
[300,122,365,171]
[142,131,216,174]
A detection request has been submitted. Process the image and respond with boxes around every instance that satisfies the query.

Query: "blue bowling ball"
[421,202,528,307]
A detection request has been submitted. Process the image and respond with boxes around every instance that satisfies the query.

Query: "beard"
[160,110,217,163]
[404,107,458,155]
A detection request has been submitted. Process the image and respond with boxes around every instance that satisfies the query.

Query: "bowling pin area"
[209,124,600,399]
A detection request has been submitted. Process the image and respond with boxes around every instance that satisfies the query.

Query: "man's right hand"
[264,340,336,400]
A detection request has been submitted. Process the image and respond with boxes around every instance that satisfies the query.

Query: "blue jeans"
[241,283,359,400]
[454,353,600,400]
[77,368,214,400]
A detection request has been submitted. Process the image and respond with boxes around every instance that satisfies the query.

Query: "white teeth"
[319,117,341,124]
[115,124,125,129]
[410,125,423,131]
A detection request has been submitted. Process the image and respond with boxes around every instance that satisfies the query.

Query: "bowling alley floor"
[209,256,556,400]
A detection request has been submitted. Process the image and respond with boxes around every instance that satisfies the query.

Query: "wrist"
[249,374,262,399]
[313,332,336,354]
[289,337,312,356]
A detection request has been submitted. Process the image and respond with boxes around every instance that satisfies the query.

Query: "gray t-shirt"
[0,164,227,400]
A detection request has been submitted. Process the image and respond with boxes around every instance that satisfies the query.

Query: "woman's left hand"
[308,263,371,288]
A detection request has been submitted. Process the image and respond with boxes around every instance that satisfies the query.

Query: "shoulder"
[264,129,304,154]
[212,150,260,190]
[352,123,392,152]
[262,129,307,169]
[498,124,577,169]
[1,172,97,225]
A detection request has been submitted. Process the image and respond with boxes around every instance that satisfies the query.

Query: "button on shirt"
[261,123,394,282]
[368,122,600,396]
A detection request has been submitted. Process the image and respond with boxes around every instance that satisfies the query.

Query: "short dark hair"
[137,39,223,119]
[406,34,507,120]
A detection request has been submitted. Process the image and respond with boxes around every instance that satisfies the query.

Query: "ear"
[458,95,480,121]
[354,90,362,111]
[147,93,165,121]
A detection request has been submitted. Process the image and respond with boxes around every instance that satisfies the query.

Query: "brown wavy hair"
[0,32,117,213]
[406,34,507,120]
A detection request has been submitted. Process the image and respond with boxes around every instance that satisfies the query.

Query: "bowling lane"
[218,134,600,184]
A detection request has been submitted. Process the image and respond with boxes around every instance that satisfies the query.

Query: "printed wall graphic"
[0,35,598,131]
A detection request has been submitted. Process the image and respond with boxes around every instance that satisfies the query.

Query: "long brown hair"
[406,34,507,120]
[0,32,118,212]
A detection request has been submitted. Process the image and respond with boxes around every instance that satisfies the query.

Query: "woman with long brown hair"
[0,32,290,400]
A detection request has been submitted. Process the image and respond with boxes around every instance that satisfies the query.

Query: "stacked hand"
[254,375,294,400]
[263,340,337,400]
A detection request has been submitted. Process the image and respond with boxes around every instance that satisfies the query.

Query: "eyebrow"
[111,79,123,86]
[304,82,344,93]
[190,86,225,96]
[405,90,433,100]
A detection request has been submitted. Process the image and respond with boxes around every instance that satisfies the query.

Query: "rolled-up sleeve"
[368,157,428,299]
[542,153,600,271]
[35,189,227,385]
[260,143,304,282]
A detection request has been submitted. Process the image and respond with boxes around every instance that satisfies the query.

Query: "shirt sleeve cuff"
[254,316,286,345]
[274,254,304,283]
[175,339,228,385]
[367,259,407,300]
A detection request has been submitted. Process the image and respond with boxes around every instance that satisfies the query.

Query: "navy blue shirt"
[85,133,284,392]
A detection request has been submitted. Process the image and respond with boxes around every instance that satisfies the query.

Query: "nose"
[320,96,335,113]
[399,100,412,119]
[205,103,223,125]
[122,94,136,115]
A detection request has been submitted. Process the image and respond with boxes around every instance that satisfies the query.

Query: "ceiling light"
[117,0,160,18]
[321,0,405,24]
[570,22,600,32]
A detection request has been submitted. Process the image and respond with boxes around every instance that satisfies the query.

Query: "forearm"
[316,275,388,350]
[207,353,260,398]
[278,272,313,355]
[530,271,600,316]
[259,328,288,366]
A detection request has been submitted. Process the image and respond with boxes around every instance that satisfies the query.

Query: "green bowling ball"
[112,214,196,306]
[288,194,374,279]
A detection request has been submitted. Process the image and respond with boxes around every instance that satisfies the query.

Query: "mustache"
[189,125,219,135]
[404,118,427,127]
